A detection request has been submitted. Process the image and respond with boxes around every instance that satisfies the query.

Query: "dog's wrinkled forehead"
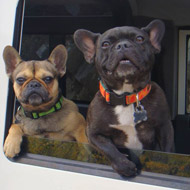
[13,60,57,80]
[98,26,148,44]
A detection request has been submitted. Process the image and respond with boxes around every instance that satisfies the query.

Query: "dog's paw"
[4,133,22,158]
[112,158,137,177]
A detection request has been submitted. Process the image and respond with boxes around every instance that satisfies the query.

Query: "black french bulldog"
[74,19,174,177]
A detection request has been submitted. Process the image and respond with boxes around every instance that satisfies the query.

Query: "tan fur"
[3,45,88,158]
[3,124,23,158]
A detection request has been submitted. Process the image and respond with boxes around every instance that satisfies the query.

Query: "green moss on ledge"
[22,136,190,177]
[140,151,190,177]
[23,136,110,165]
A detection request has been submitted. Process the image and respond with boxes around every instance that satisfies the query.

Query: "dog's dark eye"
[136,36,144,43]
[43,76,53,84]
[16,77,26,85]
[102,41,110,48]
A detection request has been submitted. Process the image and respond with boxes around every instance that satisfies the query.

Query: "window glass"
[24,0,112,17]
[21,34,49,60]
[21,34,98,102]
[65,35,98,102]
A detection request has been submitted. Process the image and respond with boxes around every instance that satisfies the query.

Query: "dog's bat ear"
[142,19,165,53]
[3,46,22,78]
[74,29,100,64]
[48,45,68,77]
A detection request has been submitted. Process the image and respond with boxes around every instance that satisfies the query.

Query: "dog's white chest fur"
[110,104,143,150]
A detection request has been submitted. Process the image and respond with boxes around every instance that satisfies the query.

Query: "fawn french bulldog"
[3,45,87,158]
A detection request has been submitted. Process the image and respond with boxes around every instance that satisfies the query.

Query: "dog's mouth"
[25,91,51,106]
[109,56,140,79]
[27,93,44,106]
[103,56,139,76]
[119,58,131,65]
[119,57,139,70]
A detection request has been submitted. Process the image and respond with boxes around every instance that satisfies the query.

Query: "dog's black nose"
[28,81,41,89]
[116,41,131,51]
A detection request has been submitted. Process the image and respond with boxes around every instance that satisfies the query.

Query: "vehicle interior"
[4,0,190,188]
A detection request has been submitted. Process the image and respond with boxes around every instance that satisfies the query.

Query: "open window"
[4,0,190,189]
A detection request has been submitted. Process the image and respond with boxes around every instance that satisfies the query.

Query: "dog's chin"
[27,93,44,106]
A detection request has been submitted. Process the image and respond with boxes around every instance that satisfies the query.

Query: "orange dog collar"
[99,80,151,106]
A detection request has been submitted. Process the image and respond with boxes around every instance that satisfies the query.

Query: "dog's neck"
[99,80,151,106]
[21,95,64,119]
[112,74,151,95]
[113,80,134,95]
[20,90,64,119]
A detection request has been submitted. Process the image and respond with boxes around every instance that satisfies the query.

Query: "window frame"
[178,29,190,115]
[15,152,190,190]
[1,1,190,190]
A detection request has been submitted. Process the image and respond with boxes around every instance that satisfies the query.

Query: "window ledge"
[15,153,190,190]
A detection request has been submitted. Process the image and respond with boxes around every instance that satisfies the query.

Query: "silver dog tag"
[134,104,147,124]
